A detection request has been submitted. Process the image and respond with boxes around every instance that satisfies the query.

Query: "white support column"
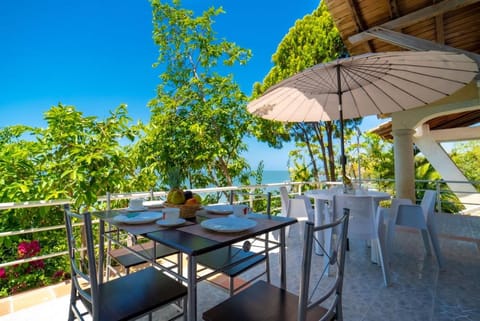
[393,128,416,202]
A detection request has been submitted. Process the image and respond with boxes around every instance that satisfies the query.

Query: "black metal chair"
[63,205,187,321]
[202,210,350,321]
[196,241,268,296]
[108,238,180,277]
[197,191,271,296]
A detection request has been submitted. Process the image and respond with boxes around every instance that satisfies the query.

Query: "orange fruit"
[185,198,198,205]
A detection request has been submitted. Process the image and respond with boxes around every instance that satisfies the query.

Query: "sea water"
[261,170,291,184]
[232,170,291,187]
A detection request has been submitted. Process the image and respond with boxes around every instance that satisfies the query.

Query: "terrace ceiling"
[324,0,480,138]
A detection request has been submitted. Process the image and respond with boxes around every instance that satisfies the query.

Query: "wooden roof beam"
[344,0,374,52]
[388,0,399,18]
[433,0,445,44]
[360,27,480,67]
[348,0,479,44]
[435,14,445,44]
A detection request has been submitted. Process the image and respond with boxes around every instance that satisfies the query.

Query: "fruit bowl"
[163,202,201,219]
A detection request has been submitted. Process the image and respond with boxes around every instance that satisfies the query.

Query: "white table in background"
[304,189,391,261]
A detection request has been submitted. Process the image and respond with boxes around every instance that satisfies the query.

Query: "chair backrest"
[420,190,436,221]
[287,198,309,220]
[294,195,315,222]
[64,204,99,319]
[333,195,376,240]
[389,197,413,224]
[298,211,349,321]
[279,186,290,217]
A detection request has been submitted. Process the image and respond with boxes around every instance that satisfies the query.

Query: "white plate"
[200,217,257,233]
[204,204,233,215]
[156,218,186,227]
[126,206,147,212]
[113,212,163,225]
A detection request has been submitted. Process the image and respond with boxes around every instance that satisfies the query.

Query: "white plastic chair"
[279,186,290,217]
[286,196,314,239]
[294,195,315,222]
[279,186,314,238]
[329,195,390,286]
[388,190,444,269]
[378,198,412,262]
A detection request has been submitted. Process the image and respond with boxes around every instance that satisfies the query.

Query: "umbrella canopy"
[247,50,478,180]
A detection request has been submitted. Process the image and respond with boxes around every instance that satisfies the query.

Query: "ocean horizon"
[260,170,291,184]
[229,170,291,190]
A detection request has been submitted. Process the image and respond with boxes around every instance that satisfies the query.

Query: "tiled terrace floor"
[1,212,479,321]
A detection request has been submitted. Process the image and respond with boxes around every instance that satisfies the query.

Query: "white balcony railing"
[1,179,479,271]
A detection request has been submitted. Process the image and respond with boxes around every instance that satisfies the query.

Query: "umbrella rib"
[351,68,427,108]
[344,64,465,110]
[311,66,338,93]
[284,62,340,94]
[341,67,405,112]
[353,64,474,89]
[248,51,478,124]
[338,67,374,116]
[353,61,476,74]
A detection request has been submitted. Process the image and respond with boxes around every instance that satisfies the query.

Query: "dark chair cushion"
[197,245,266,277]
[202,280,328,321]
[109,241,178,269]
[82,267,187,321]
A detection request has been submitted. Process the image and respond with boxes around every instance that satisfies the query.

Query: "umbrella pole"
[336,64,347,190]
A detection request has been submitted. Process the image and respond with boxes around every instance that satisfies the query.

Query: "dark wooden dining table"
[93,208,297,321]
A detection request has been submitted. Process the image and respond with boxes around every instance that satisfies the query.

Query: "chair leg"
[376,238,390,286]
[336,295,344,321]
[386,220,396,263]
[183,295,188,321]
[420,229,432,255]
[68,284,76,321]
[177,252,183,278]
[265,234,271,284]
[323,227,333,275]
[229,277,235,296]
[427,225,444,269]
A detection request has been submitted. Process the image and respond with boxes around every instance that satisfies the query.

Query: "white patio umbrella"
[247,50,478,180]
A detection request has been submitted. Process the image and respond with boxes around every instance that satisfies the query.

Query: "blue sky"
[0,0,383,170]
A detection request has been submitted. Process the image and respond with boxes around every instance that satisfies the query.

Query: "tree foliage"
[137,0,257,193]
[357,133,394,181]
[0,103,138,297]
[35,104,137,209]
[250,2,350,181]
[451,140,480,184]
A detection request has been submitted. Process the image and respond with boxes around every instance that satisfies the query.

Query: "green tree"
[359,133,394,180]
[140,0,257,194]
[451,140,480,185]
[0,104,137,297]
[250,2,349,181]
[35,104,137,209]
[0,125,42,202]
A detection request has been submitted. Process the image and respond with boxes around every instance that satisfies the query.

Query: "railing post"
[266,192,271,218]
[106,192,111,211]
[435,180,442,213]
[249,187,254,208]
